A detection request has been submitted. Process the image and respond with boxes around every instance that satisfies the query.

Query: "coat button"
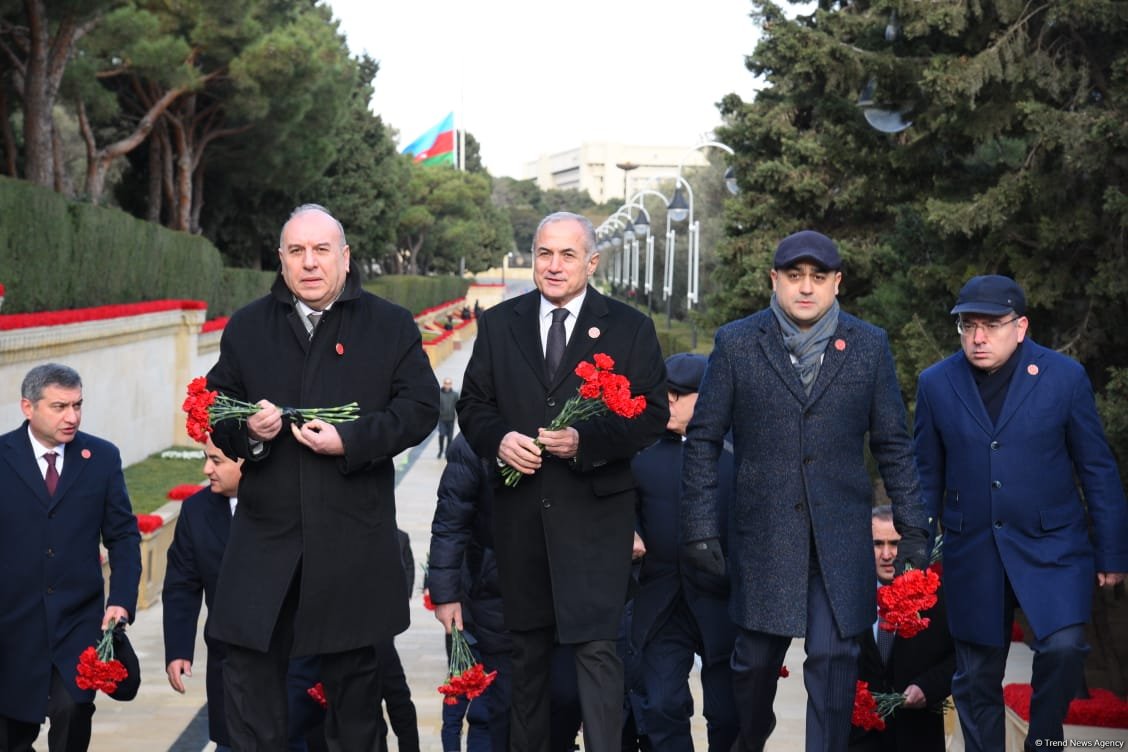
[994,520,1003,529]
[794,503,803,512]
[45,548,54,557]
[992,480,1002,489]
[546,397,557,407]
[542,499,551,509]
[46,587,54,594]
[803,457,813,465]
[990,441,1000,450]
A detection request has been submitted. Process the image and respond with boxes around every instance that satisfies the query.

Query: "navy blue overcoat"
[682,309,928,639]
[0,425,140,722]
[915,339,1128,645]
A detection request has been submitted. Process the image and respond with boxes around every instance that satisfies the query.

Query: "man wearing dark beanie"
[681,230,931,751]
[914,274,1128,752]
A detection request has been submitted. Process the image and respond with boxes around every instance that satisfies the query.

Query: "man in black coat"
[630,353,738,751]
[457,211,668,752]
[0,363,141,752]
[848,506,954,752]
[206,204,439,749]
[162,437,325,752]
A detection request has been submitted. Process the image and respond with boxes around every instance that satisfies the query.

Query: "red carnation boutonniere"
[500,353,647,487]
[437,627,496,706]
[181,376,360,443]
[307,682,328,708]
[75,619,129,695]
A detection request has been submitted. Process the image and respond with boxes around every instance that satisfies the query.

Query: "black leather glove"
[894,525,931,574]
[683,538,726,578]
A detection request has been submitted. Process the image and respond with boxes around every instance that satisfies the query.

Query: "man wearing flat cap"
[681,230,931,751]
[629,353,738,750]
[914,274,1128,752]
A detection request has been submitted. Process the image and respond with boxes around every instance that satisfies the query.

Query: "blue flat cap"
[773,230,842,270]
[950,275,1026,317]
[666,353,708,395]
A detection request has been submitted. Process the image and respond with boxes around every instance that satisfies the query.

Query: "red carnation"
[499,353,648,486]
[307,682,328,709]
[852,681,886,731]
[438,627,497,706]
[877,567,940,639]
[74,620,129,695]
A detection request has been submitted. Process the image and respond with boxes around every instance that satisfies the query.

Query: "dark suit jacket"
[457,286,668,642]
[0,424,141,722]
[207,265,439,655]
[915,339,1128,645]
[683,309,929,638]
[163,487,232,745]
[849,587,954,752]
[631,432,736,665]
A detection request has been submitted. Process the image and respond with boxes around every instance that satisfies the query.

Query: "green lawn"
[124,447,206,514]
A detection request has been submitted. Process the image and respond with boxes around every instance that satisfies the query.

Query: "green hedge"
[0,176,273,316]
[364,275,471,314]
[0,176,470,318]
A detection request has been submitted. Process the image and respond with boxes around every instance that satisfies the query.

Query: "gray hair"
[532,212,598,259]
[872,504,894,523]
[279,203,347,248]
[22,363,82,402]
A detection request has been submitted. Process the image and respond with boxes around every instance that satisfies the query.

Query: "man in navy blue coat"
[163,437,325,752]
[0,363,141,751]
[914,275,1128,751]
[682,231,931,752]
[630,353,738,751]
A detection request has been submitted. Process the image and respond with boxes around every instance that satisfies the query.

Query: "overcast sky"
[325,0,770,179]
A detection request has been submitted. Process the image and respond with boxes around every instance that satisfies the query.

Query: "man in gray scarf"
[681,230,931,752]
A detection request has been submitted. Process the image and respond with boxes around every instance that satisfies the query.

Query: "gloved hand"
[682,538,726,578]
[894,526,931,574]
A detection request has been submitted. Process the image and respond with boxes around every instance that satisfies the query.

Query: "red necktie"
[44,451,59,496]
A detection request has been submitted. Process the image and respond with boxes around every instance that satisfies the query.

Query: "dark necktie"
[877,623,896,665]
[307,311,322,338]
[44,451,59,496]
[545,308,569,380]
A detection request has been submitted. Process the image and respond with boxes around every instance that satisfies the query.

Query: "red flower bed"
[1004,684,1128,728]
[201,316,228,333]
[167,484,204,500]
[0,300,207,331]
[136,514,164,534]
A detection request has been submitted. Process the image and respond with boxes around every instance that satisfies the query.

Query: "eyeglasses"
[956,316,1021,336]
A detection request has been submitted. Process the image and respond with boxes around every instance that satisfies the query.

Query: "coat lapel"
[755,318,808,404]
[1,425,51,506]
[806,320,851,407]
[945,358,994,437]
[509,292,550,389]
[994,340,1044,434]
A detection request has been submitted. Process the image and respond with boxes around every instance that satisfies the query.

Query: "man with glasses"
[914,274,1128,752]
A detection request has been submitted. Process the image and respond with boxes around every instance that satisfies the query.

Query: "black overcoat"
[457,287,668,642]
[206,267,439,655]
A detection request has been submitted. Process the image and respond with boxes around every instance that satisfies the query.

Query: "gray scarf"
[770,294,840,395]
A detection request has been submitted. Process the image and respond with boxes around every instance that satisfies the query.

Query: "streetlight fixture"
[667,187,690,224]
[724,166,739,195]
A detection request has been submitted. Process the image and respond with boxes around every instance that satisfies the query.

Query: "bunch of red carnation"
[877,566,941,638]
[852,681,887,731]
[182,376,359,444]
[437,627,497,705]
[501,353,647,486]
[75,620,129,695]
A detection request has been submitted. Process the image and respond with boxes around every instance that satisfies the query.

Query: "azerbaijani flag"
[402,112,456,166]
